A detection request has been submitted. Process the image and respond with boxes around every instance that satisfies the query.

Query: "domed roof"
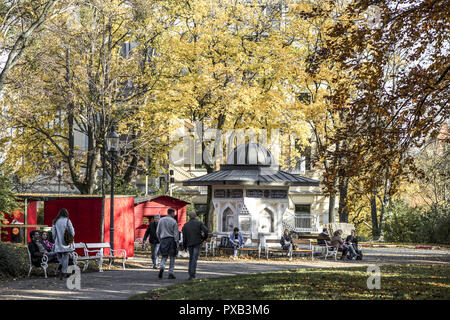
[226,143,275,166]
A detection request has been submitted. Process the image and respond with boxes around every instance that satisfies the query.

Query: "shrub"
[384,201,450,244]
[0,242,29,279]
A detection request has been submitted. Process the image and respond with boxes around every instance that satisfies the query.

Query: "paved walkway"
[0,247,448,300]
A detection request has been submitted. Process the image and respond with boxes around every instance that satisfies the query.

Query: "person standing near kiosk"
[156,208,179,279]
[182,211,209,280]
[143,215,161,269]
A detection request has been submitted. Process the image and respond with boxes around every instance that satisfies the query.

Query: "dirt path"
[0,247,448,300]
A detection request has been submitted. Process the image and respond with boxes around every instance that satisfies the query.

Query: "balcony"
[282,214,320,233]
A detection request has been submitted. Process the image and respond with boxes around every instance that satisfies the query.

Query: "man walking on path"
[182,211,209,280]
[143,215,160,269]
[156,208,179,279]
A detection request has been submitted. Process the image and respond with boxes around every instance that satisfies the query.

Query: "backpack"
[219,236,233,248]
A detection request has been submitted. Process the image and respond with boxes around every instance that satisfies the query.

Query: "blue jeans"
[233,245,242,258]
[160,255,176,275]
[150,243,160,267]
[57,252,70,273]
[344,244,357,256]
[188,245,201,277]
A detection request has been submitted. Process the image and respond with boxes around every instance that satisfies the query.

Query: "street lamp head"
[106,130,120,153]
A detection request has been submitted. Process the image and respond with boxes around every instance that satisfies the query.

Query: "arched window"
[222,207,235,232]
[258,208,274,233]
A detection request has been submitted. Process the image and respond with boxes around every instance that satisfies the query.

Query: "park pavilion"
[182,143,320,241]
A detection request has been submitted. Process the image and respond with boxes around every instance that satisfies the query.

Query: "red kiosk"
[134,195,189,240]
[1,194,189,257]
[0,199,38,243]
[1,194,135,257]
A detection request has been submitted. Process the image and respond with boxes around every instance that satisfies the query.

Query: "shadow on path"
[0,247,448,300]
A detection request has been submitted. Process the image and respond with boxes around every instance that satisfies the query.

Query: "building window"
[270,190,287,199]
[231,189,243,198]
[247,189,287,199]
[258,208,274,233]
[246,189,264,198]
[214,189,243,198]
[239,216,251,233]
[214,190,226,198]
[295,204,311,229]
[295,204,311,215]
[222,207,235,232]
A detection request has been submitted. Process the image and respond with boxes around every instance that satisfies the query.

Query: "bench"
[27,246,75,278]
[27,246,52,278]
[72,242,127,272]
[134,238,144,250]
[204,236,218,258]
[215,237,262,258]
[71,242,101,271]
[323,241,339,260]
[313,236,339,260]
[236,239,261,258]
[264,239,313,260]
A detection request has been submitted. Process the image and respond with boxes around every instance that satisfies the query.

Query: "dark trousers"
[188,245,201,278]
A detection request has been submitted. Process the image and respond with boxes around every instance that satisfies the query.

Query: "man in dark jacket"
[28,230,58,267]
[318,227,330,245]
[143,215,160,269]
[346,229,362,259]
[280,229,294,261]
[182,211,209,280]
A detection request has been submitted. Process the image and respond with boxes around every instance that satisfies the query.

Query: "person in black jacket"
[143,215,161,269]
[318,228,330,245]
[28,230,58,267]
[182,211,209,280]
[280,229,295,260]
[346,229,362,259]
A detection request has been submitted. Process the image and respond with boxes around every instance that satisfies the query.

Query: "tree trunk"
[203,115,226,232]
[338,177,349,223]
[370,195,380,240]
[205,184,214,232]
[328,194,336,223]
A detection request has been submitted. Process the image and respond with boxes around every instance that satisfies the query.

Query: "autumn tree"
[161,0,329,229]
[1,0,175,194]
[320,0,449,239]
[0,0,73,90]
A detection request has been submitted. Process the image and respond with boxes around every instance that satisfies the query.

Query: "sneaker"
[188,276,195,280]
[158,269,164,279]
[168,274,176,279]
[152,266,158,269]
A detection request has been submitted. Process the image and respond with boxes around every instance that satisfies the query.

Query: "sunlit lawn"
[130,264,449,300]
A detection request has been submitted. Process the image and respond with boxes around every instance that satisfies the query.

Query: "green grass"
[130,264,450,300]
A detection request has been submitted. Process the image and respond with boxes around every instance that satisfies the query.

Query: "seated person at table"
[229,227,244,260]
[330,230,358,260]
[317,227,330,245]
[28,230,58,266]
[41,231,54,251]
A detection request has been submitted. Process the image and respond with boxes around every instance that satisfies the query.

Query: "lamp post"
[56,161,63,193]
[106,128,120,251]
